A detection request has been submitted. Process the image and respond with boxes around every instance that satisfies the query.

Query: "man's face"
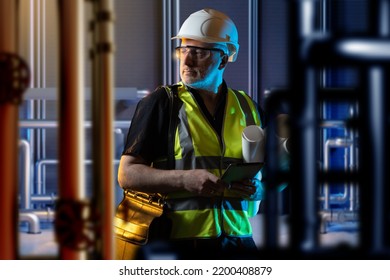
[178,39,226,90]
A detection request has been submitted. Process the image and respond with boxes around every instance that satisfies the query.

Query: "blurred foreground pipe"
[288,0,319,253]
[0,0,21,260]
[91,0,115,259]
[56,0,87,260]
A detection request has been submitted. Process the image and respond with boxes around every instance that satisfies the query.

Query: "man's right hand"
[181,169,225,197]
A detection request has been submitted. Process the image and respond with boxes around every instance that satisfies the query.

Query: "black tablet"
[221,162,264,183]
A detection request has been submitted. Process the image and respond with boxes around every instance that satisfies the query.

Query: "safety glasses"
[175,46,225,61]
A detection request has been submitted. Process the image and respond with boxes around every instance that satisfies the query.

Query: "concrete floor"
[18,214,360,259]
[250,214,359,249]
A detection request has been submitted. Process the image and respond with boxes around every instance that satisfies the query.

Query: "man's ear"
[218,55,229,70]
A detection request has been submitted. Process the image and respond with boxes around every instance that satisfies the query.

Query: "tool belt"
[114,190,165,259]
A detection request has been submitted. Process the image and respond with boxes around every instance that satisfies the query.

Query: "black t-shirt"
[122,86,171,163]
[122,83,228,165]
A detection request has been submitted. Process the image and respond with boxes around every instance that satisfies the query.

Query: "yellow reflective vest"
[154,82,263,239]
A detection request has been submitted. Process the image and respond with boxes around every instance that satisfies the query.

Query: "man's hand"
[181,169,225,197]
[228,178,263,200]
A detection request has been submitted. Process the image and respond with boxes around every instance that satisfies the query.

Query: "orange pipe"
[0,107,19,260]
[0,0,18,260]
[91,0,115,259]
[57,0,86,260]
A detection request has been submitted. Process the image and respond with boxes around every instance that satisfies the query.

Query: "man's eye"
[196,50,207,57]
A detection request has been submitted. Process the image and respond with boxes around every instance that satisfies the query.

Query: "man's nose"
[182,51,195,66]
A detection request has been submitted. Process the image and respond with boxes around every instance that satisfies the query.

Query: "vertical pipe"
[301,67,319,251]
[0,0,18,260]
[323,140,330,210]
[162,0,180,84]
[348,104,357,212]
[91,0,115,260]
[319,0,328,212]
[34,0,41,88]
[289,0,319,253]
[248,0,259,102]
[264,96,281,251]
[18,0,36,196]
[368,67,385,253]
[57,0,86,260]
[19,140,32,210]
[18,0,33,71]
[378,0,390,253]
[358,0,389,256]
[173,0,180,83]
[40,0,47,195]
[162,0,172,85]
[359,65,386,255]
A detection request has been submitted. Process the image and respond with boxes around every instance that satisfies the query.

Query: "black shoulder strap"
[163,85,180,170]
[232,89,256,126]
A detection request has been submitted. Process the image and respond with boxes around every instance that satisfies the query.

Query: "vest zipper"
[219,96,228,236]
[189,89,227,237]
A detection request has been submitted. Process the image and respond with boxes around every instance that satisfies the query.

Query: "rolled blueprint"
[242,125,265,163]
[278,137,290,154]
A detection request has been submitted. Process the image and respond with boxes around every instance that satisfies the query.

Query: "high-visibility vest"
[154,82,262,239]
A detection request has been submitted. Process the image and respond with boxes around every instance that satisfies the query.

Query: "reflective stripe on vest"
[154,82,262,239]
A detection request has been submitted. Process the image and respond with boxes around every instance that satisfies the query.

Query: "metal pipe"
[322,138,353,210]
[163,0,172,85]
[19,208,56,234]
[19,139,32,210]
[319,120,348,129]
[19,119,130,129]
[264,96,282,250]
[354,1,390,255]
[289,0,319,252]
[319,210,359,234]
[24,87,146,100]
[162,0,180,85]
[336,39,390,61]
[35,159,57,195]
[21,209,55,223]
[0,0,18,260]
[18,1,36,198]
[57,0,86,260]
[19,212,41,234]
[248,0,259,102]
[30,194,57,204]
[35,159,120,199]
[34,0,45,193]
[318,194,349,203]
[348,104,359,211]
[367,66,386,253]
[27,101,36,195]
[40,100,47,197]
[21,119,125,196]
[173,0,180,83]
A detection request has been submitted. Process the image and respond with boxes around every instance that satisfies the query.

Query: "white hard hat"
[172,8,240,62]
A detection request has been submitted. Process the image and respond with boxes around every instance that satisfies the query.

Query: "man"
[117,8,264,259]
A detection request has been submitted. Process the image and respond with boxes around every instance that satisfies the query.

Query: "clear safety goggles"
[175,45,225,61]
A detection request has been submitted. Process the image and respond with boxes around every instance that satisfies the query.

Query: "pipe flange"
[55,199,98,250]
[0,52,30,105]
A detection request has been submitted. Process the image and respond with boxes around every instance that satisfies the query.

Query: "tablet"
[221,162,264,183]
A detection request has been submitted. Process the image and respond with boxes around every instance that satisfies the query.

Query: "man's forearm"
[118,160,185,193]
